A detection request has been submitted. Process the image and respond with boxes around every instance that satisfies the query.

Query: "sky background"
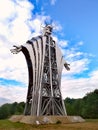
[0,0,98,105]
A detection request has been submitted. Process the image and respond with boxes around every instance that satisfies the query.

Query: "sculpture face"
[43,25,53,35]
[11,24,70,116]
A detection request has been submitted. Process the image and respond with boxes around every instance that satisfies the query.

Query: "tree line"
[0,102,25,119]
[64,89,98,119]
[0,89,98,119]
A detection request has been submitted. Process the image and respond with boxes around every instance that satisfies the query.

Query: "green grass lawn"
[0,119,98,130]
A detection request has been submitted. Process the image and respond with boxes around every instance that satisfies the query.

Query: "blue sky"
[0,0,98,105]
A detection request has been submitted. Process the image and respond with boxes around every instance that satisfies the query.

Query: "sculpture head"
[43,25,53,35]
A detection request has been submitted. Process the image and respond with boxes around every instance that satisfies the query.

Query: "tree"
[10,102,18,115]
[0,103,11,119]
[64,89,98,119]
[16,102,25,114]
[0,102,25,119]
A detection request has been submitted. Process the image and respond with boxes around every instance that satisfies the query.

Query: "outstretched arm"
[10,45,22,54]
[64,62,70,71]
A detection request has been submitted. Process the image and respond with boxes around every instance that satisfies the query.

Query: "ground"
[0,119,98,130]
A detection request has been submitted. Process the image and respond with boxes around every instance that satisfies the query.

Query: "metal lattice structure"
[11,25,70,116]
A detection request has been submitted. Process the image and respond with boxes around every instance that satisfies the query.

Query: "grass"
[0,119,98,130]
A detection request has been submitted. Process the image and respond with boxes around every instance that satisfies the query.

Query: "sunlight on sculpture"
[11,24,70,116]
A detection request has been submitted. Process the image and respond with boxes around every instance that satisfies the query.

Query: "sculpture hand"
[64,63,70,71]
[10,45,22,54]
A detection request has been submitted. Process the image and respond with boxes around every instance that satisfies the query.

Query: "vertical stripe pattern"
[21,35,67,116]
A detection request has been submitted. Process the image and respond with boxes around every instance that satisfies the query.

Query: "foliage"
[64,89,98,119]
[0,103,11,119]
[0,102,25,119]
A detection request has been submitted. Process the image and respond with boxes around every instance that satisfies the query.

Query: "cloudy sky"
[0,0,98,105]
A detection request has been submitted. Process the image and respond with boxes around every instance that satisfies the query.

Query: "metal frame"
[10,25,70,116]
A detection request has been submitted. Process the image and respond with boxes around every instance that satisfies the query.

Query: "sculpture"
[11,24,70,116]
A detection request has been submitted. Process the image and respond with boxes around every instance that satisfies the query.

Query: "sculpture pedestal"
[9,115,85,124]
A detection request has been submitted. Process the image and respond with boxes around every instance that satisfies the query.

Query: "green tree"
[0,102,25,119]
[10,102,18,115]
[64,97,75,115]
[64,89,98,119]
[16,102,25,114]
[0,103,11,119]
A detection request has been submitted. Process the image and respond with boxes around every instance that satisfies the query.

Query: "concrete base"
[9,115,85,125]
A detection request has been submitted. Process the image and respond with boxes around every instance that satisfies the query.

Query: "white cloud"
[0,0,15,21]
[62,58,89,76]
[0,97,11,106]
[50,0,57,5]
[0,0,34,43]
[0,85,27,104]
[0,0,52,84]
[58,40,68,48]
[89,70,98,81]
[61,70,98,99]
[53,36,68,48]
[66,51,83,59]
[78,41,84,46]
[52,21,62,31]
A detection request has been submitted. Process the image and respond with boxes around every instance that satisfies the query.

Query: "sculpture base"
[9,115,85,124]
